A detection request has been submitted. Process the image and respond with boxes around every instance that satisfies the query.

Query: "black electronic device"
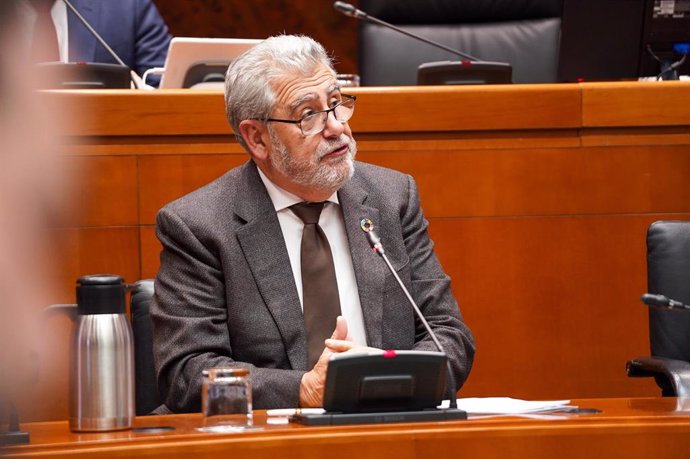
[293,351,467,425]
[333,1,512,85]
[559,0,690,81]
[37,62,130,89]
[323,351,447,413]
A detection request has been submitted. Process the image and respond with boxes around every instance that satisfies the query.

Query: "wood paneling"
[51,90,230,137]
[58,156,138,227]
[31,83,690,422]
[140,226,160,280]
[48,227,141,302]
[352,84,581,132]
[138,154,247,224]
[155,0,359,75]
[428,215,677,399]
[582,81,690,127]
[358,144,690,217]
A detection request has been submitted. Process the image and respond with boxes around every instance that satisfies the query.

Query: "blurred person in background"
[0,0,72,428]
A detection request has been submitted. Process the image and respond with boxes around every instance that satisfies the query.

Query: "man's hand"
[299,317,381,407]
[299,316,349,407]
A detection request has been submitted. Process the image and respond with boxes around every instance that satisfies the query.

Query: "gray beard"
[268,129,357,193]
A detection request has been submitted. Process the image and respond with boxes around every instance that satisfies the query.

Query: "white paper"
[439,397,574,414]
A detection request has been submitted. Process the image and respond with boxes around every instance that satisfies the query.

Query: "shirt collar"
[257,165,339,212]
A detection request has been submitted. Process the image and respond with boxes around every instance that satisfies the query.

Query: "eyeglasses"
[256,95,356,136]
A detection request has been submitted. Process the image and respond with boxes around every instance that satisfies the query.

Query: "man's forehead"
[272,66,339,111]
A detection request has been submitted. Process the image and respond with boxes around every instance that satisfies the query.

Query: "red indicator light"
[383,350,397,358]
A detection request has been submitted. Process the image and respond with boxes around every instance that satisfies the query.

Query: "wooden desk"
[26,82,690,422]
[6,398,690,458]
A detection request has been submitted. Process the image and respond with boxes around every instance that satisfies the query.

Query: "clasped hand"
[299,316,379,407]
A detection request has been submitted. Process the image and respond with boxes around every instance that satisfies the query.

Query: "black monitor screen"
[558,0,690,81]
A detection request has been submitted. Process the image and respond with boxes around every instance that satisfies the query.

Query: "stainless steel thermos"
[69,274,134,432]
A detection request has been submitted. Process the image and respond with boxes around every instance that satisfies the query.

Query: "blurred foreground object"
[1,0,74,431]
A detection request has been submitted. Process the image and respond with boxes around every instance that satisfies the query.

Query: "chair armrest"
[627,356,690,397]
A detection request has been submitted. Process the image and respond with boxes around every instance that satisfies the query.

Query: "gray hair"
[224,35,335,150]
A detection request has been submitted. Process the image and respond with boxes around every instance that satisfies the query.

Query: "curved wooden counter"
[6,398,690,458]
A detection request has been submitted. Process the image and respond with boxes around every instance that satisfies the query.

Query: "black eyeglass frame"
[253,94,357,136]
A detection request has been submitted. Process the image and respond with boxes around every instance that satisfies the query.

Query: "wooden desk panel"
[582,81,690,127]
[428,215,667,399]
[28,83,690,422]
[6,398,690,459]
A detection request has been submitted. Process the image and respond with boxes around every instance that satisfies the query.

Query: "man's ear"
[238,120,269,161]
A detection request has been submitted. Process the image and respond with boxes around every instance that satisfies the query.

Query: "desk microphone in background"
[333,1,512,85]
[360,218,459,409]
[38,0,142,89]
[641,293,690,311]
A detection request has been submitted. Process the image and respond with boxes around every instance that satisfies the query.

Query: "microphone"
[360,218,459,409]
[333,1,512,85]
[641,293,690,310]
[61,0,143,88]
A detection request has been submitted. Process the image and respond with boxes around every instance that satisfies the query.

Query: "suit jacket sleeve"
[131,0,171,80]
[401,175,475,390]
[151,207,305,413]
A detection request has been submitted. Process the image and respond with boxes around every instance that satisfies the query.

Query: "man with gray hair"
[152,34,475,412]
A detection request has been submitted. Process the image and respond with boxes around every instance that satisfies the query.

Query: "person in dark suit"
[22,0,170,81]
[151,35,475,412]
[66,0,170,78]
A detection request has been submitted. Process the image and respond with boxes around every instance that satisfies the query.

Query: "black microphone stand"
[364,226,459,410]
[0,401,30,446]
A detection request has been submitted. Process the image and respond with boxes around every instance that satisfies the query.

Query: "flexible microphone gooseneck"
[360,218,459,409]
[641,293,690,310]
[334,1,477,62]
[61,0,142,88]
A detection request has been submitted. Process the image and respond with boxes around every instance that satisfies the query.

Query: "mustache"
[316,135,353,159]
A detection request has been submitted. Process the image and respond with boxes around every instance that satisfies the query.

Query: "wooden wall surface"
[155,0,360,75]
[24,82,690,422]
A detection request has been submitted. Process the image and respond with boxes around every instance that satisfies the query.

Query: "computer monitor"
[159,38,262,89]
[558,0,690,81]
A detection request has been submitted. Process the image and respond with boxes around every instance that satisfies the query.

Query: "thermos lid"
[76,274,126,315]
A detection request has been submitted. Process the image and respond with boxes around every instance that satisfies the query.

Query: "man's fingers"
[330,315,349,340]
[325,338,356,352]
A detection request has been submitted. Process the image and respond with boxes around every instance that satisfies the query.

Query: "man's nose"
[322,110,345,138]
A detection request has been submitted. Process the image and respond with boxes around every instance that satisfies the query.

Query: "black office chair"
[627,221,690,396]
[130,279,164,415]
[358,0,564,85]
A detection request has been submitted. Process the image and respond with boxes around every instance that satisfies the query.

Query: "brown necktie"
[291,202,341,369]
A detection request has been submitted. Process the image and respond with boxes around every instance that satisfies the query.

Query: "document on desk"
[439,397,574,414]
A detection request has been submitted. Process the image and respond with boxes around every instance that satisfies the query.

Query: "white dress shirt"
[257,168,368,346]
[19,0,69,62]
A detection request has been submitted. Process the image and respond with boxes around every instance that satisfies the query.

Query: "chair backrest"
[130,279,161,416]
[647,221,690,361]
[357,0,564,85]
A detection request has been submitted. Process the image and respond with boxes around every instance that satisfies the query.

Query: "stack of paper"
[440,397,574,414]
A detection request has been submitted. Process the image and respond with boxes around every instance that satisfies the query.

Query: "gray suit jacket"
[151,160,475,412]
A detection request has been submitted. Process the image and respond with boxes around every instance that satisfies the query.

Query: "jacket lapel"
[339,178,385,349]
[234,162,308,370]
